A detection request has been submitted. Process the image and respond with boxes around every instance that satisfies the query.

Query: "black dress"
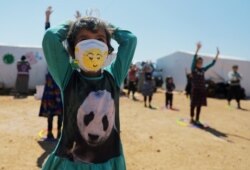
[190,54,216,107]
[191,68,207,106]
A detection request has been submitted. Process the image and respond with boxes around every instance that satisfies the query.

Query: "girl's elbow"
[128,35,137,49]
[42,29,57,45]
[130,34,137,44]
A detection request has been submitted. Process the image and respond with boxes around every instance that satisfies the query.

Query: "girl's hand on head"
[75,10,81,19]
[107,23,116,35]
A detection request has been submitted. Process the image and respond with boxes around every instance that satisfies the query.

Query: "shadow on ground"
[197,125,250,143]
[37,140,57,168]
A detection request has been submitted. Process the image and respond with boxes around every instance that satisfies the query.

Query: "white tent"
[156,51,250,96]
[0,44,47,89]
[0,44,117,89]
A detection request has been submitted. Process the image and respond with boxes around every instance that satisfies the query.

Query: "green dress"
[42,22,137,170]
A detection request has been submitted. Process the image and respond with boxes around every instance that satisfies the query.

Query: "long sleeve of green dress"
[42,21,73,90]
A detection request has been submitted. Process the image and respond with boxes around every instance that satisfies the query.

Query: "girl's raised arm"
[191,42,202,71]
[45,6,52,30]
[42,22,73,90]
[204,47,219,71]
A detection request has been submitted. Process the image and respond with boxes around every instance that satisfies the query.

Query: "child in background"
[165,76,175,109]
[227,65,242,109]
[142,72,155,108]
[127,64,138,100]
[39,6,63,140]
[42,15,136,170]
[190,42,219,127]
[15,55,31,98]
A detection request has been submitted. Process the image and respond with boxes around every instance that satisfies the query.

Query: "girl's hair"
[232,65,238,69]
[67,17,114,58]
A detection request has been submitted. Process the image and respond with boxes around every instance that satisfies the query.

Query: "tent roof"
[159,51,250,62]
[0,44,41,49]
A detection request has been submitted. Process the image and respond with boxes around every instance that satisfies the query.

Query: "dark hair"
[67,17,114,58]
[232,65,238,69]
[21,55,26,61]
[165,76,172,82]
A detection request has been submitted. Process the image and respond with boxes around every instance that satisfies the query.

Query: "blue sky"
[0,0,249,62]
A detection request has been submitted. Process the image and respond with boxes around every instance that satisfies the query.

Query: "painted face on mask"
[75,39,109,72]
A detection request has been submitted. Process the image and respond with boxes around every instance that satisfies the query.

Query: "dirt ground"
[0,90,250,170]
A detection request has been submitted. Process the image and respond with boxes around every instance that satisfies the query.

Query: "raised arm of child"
[191,42,202,71]
[42,22,73,90]
[106,27,137,87]
[45,6,53,30]
[203,47,219,71]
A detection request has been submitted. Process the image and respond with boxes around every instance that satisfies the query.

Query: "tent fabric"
[0,45,47,89]
[156,51,250,96]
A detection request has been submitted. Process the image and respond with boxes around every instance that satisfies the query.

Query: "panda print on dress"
[77,90,115,146]
[72,90,120,163]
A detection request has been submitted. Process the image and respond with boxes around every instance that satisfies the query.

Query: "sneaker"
[144,103,147,107]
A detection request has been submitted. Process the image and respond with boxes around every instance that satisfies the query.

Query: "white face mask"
[74,39,109,72]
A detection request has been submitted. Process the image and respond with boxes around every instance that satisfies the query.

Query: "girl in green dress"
[42,16,137,170]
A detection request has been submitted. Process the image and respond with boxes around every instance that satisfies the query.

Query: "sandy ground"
[0,90,250,170]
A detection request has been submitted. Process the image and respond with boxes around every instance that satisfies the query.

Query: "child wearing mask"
[42,16,136,170]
